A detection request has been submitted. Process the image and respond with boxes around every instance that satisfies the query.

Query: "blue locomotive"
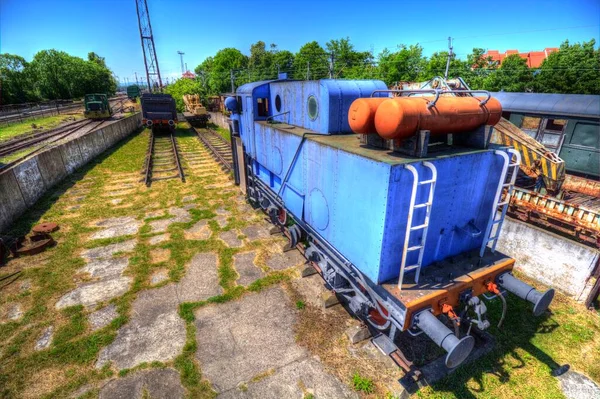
[225,78,555,370]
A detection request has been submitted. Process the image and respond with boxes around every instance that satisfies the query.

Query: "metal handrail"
[266,111,290,124]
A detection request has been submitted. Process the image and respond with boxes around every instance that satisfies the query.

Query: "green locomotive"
[127,85,141,100]
[84,93,112,120]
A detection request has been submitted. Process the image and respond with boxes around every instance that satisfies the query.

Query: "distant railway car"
[83,93,112,120]
[140,93,177,132]
[491,92,600,179]
[225,79,555,370]
[127,85,141,101]
[182,94,211,127]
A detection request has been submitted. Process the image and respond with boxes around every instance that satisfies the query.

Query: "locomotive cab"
[226,79,555,370]
[84,93,112,120]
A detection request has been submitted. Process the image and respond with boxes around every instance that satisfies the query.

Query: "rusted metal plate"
[563,174,600,198]
[508,187,600,247]
[32,222,59,234]
[11,233,56,256]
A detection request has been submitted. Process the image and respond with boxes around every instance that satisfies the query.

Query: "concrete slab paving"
[215,208,231,216]
[90,217,142,240]
[89,304,118,331]
[193,287,306,393]
[558,370,600,399]
[218,358,357,399]
[291,273,332,309]
[182,195,197,203]
[109,198,123,205]
[34,326,54,351]
[233,251,264,286]
[266,250,306,271]
[56,276,133,309]
[215,215,228,228]
[184,220,212,240]
[96,284,184,369]
[81,240,137,260]
[176,253,222,302]
[99,368,185,399]
[219,230,243,248]
[148,233,169,245]
[2,303,23,322]
[149,219,171,233]
[81,258,129,279]
[242,224,271,241]
[144,210,164,219]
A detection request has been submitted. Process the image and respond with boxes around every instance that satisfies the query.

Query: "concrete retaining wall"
[0,113,142,233]
[209,112,230,130]
[496,217,600,303]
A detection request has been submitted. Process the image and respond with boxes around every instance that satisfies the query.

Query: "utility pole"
[306,61,310,80]
[177,51,185,75]
[134,72,139,86]
[230,69,235,93]
[329,53,334,79]
[444,37,454,80]
[135,0,163,92]
[185,63,188,72]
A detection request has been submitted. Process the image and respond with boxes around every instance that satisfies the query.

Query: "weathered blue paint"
[235,79,510,284]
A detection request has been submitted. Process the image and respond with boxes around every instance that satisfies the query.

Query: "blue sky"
[1,0,599,85]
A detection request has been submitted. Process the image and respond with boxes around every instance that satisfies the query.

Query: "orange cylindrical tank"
[348,97,388,134]
[373,96,502,140]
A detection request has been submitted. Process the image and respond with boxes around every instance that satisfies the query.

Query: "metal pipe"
[414,310,475,368]
[496,272,555,316]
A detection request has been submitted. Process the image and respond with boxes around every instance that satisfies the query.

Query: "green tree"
[325,37,373,79]
[293,41,329,80]
[483,54,534,92]
[377,45,425,86]
[272,49,295,76]
[87,52,107,68]
[0,53,38,104]
[196,48,247,94]
[533,39,600,94]
[164,78,205,112]
[248,41,274,81]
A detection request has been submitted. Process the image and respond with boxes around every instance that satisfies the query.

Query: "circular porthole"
[275,94,282,113]
[307,95,318,120]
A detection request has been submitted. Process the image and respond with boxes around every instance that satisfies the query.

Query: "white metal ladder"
[398,162,437,289]
[479,148,521,257]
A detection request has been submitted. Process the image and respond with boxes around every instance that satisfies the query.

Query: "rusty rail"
[193,127,233,172]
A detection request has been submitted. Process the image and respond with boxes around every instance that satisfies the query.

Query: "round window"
[275,94,282,113]
[307,95,318,120]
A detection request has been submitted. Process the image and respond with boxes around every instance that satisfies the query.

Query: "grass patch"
[352,372,374,393]
[0,114,82,142]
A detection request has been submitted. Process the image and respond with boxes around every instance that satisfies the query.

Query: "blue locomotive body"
[226,78,555,369]
[235,79,504,284]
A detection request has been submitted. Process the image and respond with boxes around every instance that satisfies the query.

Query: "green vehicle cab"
[84,93,112,119]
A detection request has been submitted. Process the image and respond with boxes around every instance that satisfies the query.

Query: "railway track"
[143,130,185,186]
[0,119,108,171]
[193,126,233,172]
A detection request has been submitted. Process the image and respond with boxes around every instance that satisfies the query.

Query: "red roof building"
[182,70,196,79]
[483,48,559,68]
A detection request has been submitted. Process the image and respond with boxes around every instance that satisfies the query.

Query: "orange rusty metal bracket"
[401,258,514,331]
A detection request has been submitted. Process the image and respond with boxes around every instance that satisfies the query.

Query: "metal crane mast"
[135,0,163,92]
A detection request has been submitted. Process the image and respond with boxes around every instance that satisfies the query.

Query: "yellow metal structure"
[491,118,566,194]
[182,94,208,116]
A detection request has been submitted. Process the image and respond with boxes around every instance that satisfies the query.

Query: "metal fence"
[0,100,85,127]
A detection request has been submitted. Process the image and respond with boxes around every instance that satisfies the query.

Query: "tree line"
[0,50,117,105]
[187,38,599,96]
